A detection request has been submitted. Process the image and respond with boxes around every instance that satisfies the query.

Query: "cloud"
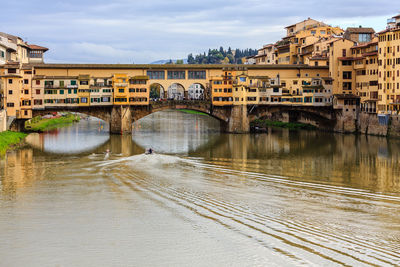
[0,0,396,63]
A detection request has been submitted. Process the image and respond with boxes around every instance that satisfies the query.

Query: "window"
[147,71,165,79]
[0,51,4,58]
[80,80,89,85]
[34,100,42,105]
[8,90,12,95]
[60,90,64,95]
[59,81,64,87]
[359,34,371,43]
[36,80,40,85]
[24,79,29,84]
[167,71,185,79]
[119,89,124,93]
[342,49,346,57]
[343,72,352,79]
[24,90,29,94]
[36,89,40,94]
[7,103,14,107]
[188,71,206,79]
[71,80,77,85]
[80,97,88,103]
[343,82,352,90]
[8,79,12,84]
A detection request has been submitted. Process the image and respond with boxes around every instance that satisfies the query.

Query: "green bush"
[0,131,27,155]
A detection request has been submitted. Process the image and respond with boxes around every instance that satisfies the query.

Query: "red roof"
[28,44,48,51]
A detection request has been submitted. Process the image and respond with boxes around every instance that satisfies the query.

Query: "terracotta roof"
[345,27,375,34]
[28,44,48,51]
[351,41,378,49]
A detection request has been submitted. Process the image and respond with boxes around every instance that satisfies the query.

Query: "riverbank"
[251,119,317,131]
[0,131,27,155]
[25,114,80,132]
[178,109,208,116]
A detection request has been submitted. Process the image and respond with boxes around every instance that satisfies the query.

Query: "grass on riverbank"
[0,131,27,155]
[178,109,208,116]
[25,114,80,132]
[251,119,317,130]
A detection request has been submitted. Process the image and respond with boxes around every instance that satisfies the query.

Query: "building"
[377,14,400,113]
[188,84,204,100]
[254,44,277,64]
[343,27,375,44]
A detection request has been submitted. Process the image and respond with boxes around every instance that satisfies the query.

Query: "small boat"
[145,148,153,155]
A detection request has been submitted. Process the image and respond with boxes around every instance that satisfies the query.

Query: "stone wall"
[388,115,400,138]
[0,110,6,132]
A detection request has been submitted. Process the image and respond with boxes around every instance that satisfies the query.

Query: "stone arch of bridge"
[131,102,230,124]
[145,80,207,96]
[249,106,335,129]
[32,106,113,123]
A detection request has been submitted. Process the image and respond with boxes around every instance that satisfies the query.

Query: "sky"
[1,0,398,64]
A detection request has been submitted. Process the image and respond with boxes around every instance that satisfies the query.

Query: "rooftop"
[27,63,329,70]
[28,44,49,51]
[345,27,375,34]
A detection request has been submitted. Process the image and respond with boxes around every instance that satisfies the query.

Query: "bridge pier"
[110,106,132,135]
[227,105,250,133]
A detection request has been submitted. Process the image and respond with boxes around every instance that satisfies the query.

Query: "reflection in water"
[1,110,400,266]
[26,118,110,154]
[132,110,221,154]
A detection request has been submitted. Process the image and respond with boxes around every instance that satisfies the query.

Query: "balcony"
[114,82,128,87]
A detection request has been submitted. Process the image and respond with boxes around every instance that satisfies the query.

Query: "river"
[1,110,400,266]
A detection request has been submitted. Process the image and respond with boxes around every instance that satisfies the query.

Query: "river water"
[1,110,400,266]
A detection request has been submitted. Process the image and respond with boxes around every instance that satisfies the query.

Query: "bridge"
[29,100,338,134]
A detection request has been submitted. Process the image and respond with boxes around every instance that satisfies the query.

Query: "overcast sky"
[1,0,397,63]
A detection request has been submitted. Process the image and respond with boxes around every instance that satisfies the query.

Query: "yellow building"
[128,75,150,105]
[351,39,379,113]
[1,62,23,118]
[112,74,129,105]
[377,14,400,113]
[272,18,344,65]
[210,69,235,106]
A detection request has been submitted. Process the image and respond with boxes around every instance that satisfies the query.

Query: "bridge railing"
[150,100,211,107]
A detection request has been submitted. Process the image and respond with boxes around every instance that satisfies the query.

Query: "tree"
[222,56,230,64]
[187,53,195,64]
[150,84,160,99]
[176,59,184,64]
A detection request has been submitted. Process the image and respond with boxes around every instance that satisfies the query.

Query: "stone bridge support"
[110,106,132,134]
[227,105,250,133]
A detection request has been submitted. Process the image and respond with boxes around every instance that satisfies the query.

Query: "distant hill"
[150,59,188,64]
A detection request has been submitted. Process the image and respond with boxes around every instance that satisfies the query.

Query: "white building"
[188,84,204,100]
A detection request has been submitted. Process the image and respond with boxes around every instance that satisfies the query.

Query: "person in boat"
[105,149,110,159]
[146,148,153,154]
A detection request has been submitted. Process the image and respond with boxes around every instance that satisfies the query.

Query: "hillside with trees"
[187,47,257,64]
